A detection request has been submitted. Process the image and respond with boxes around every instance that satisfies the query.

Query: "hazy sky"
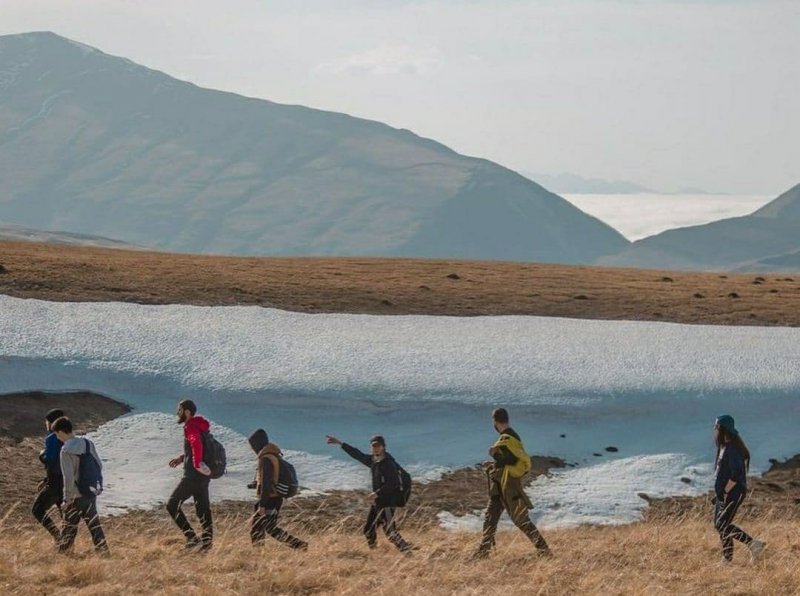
[2,0,798,194]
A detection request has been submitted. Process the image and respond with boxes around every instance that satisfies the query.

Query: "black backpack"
[396,465,412,507]
[270,455,299,498]
[77,439,103,498]
[201,431,227,479]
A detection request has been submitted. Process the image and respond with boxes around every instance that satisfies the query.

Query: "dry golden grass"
[1,511,798,596]
[1,240,799,325]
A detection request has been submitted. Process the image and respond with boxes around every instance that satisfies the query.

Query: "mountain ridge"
[0,31,628,263]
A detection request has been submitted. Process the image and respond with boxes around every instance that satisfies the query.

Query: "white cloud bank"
[316,44,444,76]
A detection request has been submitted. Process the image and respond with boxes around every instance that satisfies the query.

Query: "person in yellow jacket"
[472,408,551,559]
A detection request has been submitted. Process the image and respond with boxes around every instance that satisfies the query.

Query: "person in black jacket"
[247,429,307,550]
[713,415,765,563]
[32,409,66,541]
[326,433,411,553]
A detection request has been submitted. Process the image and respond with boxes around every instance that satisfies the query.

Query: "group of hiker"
[32,402,765,564]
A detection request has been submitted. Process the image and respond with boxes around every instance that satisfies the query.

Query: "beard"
[177,411,188,424]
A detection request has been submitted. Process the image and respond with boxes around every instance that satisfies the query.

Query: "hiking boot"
[184,536,202,550]
[749,540,765,563]
[537,548,554,559]
[470,549,490,561]
[720,557,732,566]
[44,524,61,542]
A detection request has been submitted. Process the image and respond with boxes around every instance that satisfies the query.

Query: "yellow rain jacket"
[492,432,532,490]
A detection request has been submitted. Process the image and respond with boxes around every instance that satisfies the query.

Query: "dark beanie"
[370,435,386,447]
[248,428,269,454]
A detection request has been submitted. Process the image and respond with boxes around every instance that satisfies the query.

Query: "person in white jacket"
[53,416,108,554]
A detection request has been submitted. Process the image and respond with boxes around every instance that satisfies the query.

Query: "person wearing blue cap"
[713,415,765,564]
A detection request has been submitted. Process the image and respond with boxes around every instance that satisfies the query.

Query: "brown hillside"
[1,241,799,326]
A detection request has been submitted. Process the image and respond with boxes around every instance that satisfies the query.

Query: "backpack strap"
[84,438,90,455]
[264,453,281,496]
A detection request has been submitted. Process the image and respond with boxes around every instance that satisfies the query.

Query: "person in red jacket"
[167,399,213,551]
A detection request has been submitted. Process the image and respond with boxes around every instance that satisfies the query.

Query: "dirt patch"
[1,240,800,325]
[0,390,130,442]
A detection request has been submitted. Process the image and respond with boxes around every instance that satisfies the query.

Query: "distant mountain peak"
[751,182,800,220]
[3,30,99,55]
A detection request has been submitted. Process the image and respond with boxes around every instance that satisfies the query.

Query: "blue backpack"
[77,439,103,498]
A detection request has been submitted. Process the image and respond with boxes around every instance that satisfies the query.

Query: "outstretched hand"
[325,435,342,445]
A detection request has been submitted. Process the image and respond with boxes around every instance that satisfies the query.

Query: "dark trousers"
[58,497,108,553]
[364,504,410,552]
[478,493,550,555]
[166,476,213,545]
[714,491,752,561]
[250,497,307,549]
[32,484,62,540]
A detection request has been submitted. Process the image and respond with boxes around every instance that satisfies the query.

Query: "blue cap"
[715,414,738,436]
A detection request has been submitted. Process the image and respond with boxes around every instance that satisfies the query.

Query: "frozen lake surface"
[1,295,798,526]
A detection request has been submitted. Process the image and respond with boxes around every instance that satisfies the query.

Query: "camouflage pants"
[477,476,549,555]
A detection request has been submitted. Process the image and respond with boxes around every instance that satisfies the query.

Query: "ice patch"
[88,412,371,515]
[529,454,710,527]
[438,454,710,531]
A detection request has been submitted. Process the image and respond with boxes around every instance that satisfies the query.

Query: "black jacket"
[342,443,402,507]
[715,442,748,500]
